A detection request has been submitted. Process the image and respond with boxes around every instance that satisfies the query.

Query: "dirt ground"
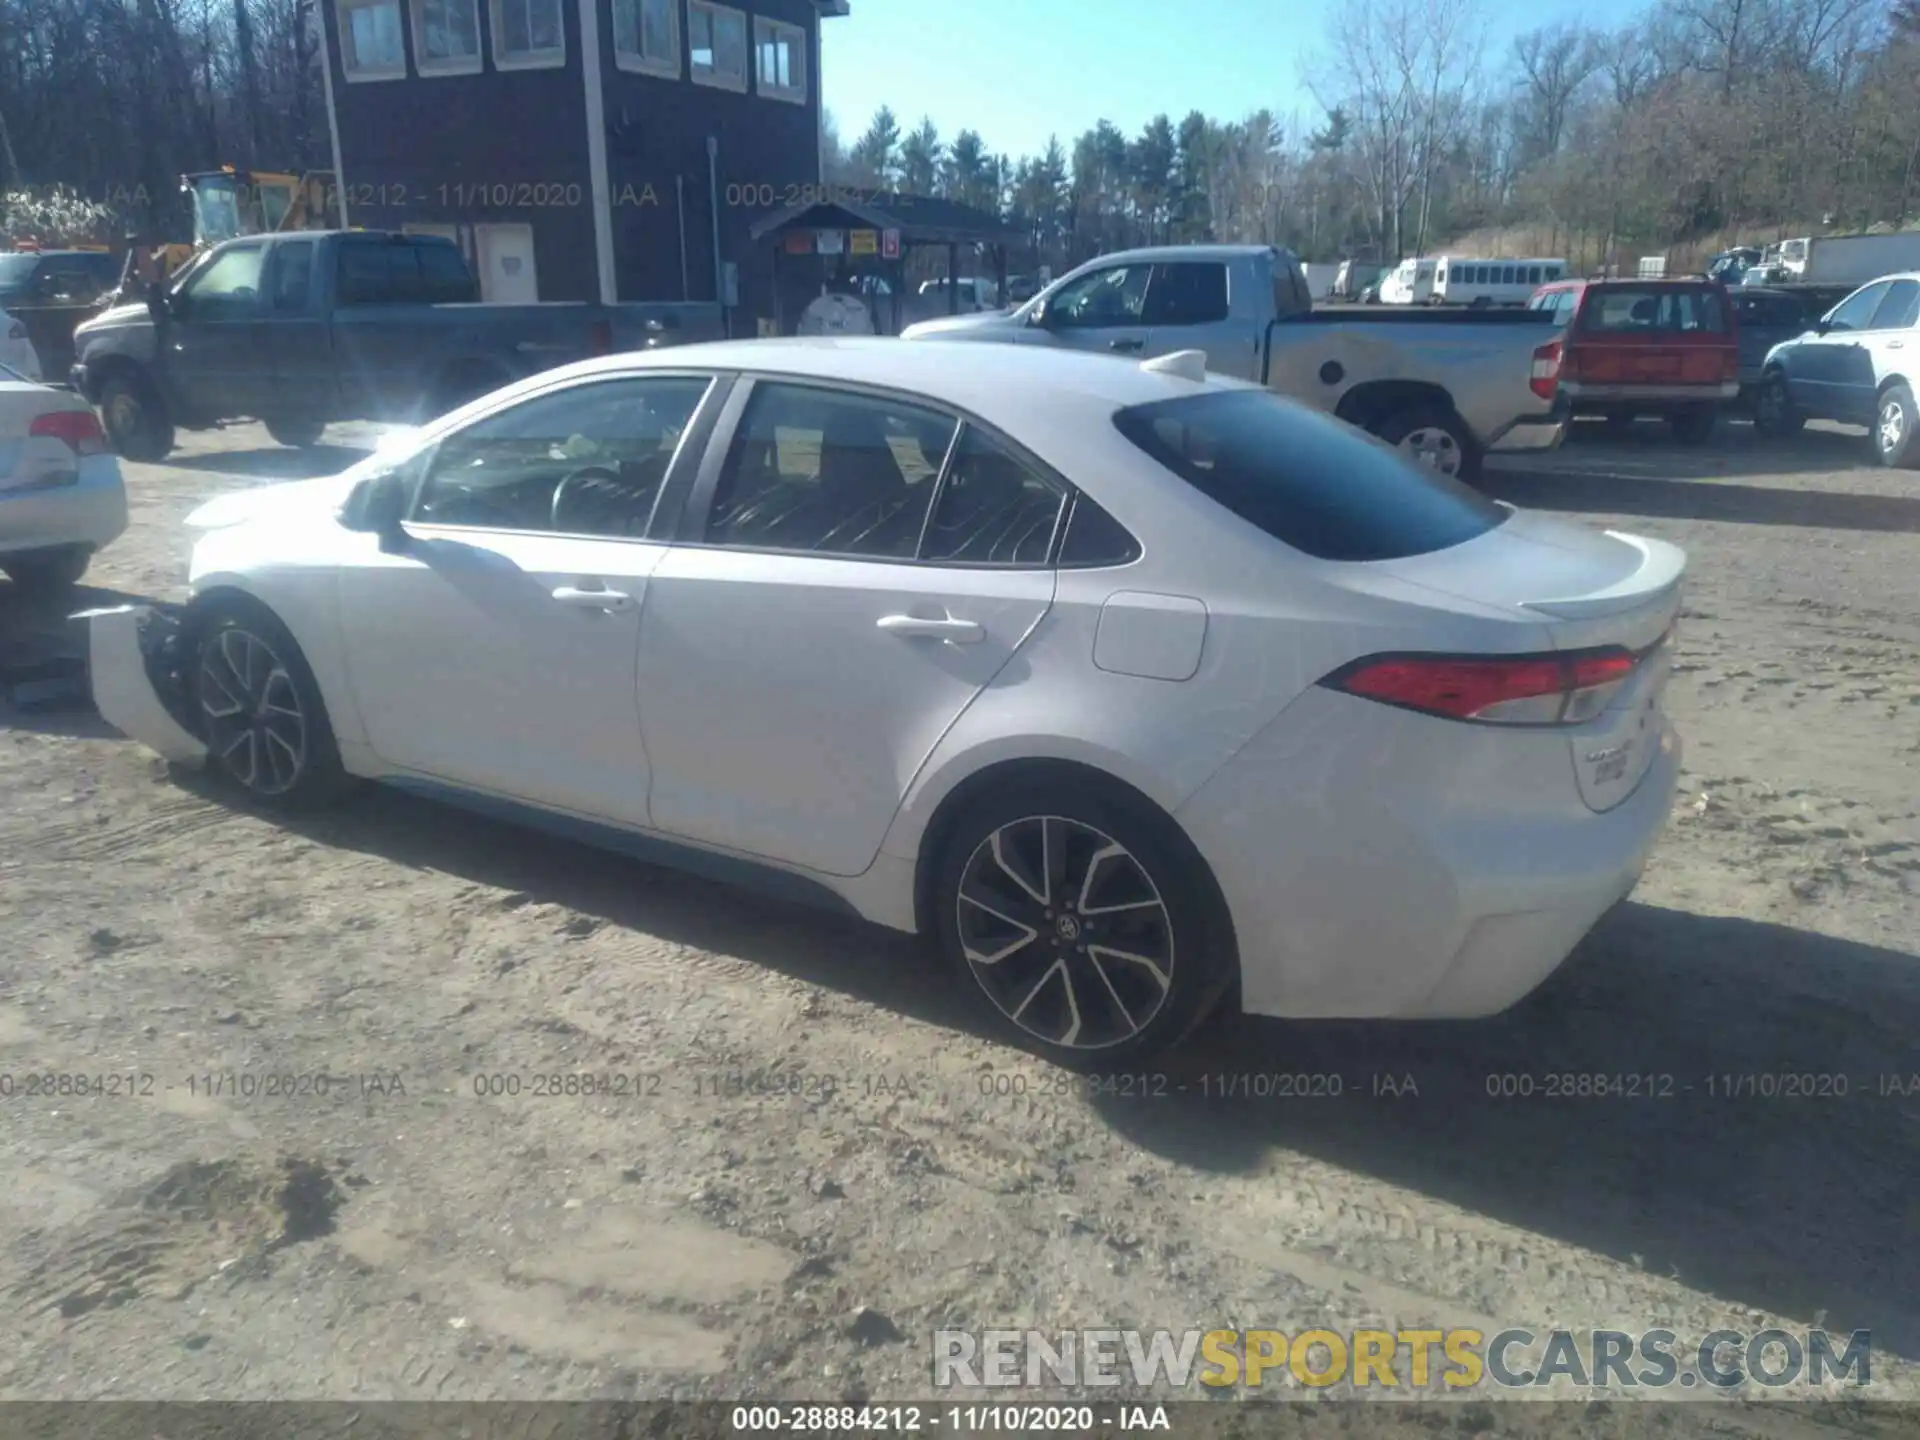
[1,413,1918,1429]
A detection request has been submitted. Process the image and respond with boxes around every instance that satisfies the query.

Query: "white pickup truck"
[902,243,1570,483]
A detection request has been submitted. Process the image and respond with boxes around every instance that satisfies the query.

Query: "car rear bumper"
[1484,392,1570,453]
[0,453,128,557]
[1176,685,1682,1021]
[75,603,209,765]
[1561,380,1739,404]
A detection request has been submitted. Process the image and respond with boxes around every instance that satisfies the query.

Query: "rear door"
[1570,285,1731,388]
[1790,281,1891,420]
[1141,260,1248,377]
[1849,278,1920,419]
[634,378,1063,877]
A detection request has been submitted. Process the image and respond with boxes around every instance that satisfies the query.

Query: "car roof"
[558,337,1253,417]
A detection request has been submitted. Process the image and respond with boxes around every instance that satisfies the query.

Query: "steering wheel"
[549,465,625,533]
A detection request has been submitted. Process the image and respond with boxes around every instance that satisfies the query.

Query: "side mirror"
[146,287,169,323]
[341,470,410,551]
[1814,318,1831,336]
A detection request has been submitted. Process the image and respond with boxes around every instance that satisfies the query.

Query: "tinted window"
[181,244,266,320]
[706,384,957,559]
[1047,264,1150,328]
[1502,266,1516,285]
[1059,495,1141,567]
[1527,266,1542,285]
[1579,287,1728,332]
[417,242,477,301]
[1114,391,1506,563]
[414,377,711,535]
[1868,278,1920,331]
[268,241,314,313]
[1145,262,1229,326]
[919,426,1067,565]
[1825,282,1891,333]
[336,243,394,304]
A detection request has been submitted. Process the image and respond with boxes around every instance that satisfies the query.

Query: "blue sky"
[821,0,1613,164]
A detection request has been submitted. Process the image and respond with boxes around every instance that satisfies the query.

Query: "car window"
[1867,278,1920,331]
[918,425,1067,566]
[416,243,477,301]
[1825,282,1891,333]
[705,383,957,559]
[1047,264,1150,328]
[1579,287,1728,333]
[181,244,267,320]
[1112,389,1508,564]
[1144,262,1229,326]
[412,376,712,536]
[1058,494,1141,567]
[267,241,315,314]
[336,241,472,305]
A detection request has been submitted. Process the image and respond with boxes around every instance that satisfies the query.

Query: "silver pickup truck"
[902,243,1569,483]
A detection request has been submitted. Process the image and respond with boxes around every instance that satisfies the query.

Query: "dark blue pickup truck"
[70,229,723,461]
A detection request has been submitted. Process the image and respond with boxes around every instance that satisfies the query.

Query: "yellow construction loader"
[152,167,340,278]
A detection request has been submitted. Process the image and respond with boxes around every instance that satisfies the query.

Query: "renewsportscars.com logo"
[932,1328,1873,1392]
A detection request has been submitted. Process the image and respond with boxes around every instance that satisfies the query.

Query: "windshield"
[191,179,244,246]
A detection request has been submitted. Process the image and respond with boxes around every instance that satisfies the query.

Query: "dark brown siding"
[320,0,597,300]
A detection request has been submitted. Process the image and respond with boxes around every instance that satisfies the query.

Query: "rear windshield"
[1579,287,1729,333]
[1112,390,1508,563]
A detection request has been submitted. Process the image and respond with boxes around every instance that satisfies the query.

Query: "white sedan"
[2,362,127,591]
[87,339,1683,1066]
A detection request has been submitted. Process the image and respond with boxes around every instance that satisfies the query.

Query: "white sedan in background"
[1,362,127,591]
[87,340,1684,1066]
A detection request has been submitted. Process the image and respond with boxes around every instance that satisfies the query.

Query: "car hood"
[75,301,149,336]
[184,430,422,530]
[901,310,1024,340]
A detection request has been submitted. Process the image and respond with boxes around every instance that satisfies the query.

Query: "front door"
[1140,259,1250,378]
[336,372,720,825]
[165,240,274,421]
[1791,280,1890,420]
[636,379,1064,877]
[1026,261,1154,358]
[257,237,336,423]
[1845,278,1920,423]
[474,223,538,303]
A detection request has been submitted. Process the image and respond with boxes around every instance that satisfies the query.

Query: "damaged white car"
[90,339,1683,1067]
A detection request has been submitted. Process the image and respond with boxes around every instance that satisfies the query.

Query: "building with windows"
[316,0,847,325]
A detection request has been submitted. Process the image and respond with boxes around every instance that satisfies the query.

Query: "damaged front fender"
[74,604,209,767]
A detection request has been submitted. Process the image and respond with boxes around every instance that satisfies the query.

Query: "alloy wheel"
[954,815,1176,1052]
[1400,426,1462,476]
[199,627,308,796]
[1880,398,1906,457]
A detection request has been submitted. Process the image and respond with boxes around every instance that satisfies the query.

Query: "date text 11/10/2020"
[327,181,911,213]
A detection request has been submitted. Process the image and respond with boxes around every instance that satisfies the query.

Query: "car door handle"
[1109,338,1145,353]
[1888,340,1906,350]
[551,585,634,613]
[877,614,984,643]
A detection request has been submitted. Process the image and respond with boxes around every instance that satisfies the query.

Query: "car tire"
[1373,404,1483,485]
[1669,406,1719,444]
[99,374,176,462]
[930,776,1236,1071]
[1752,370,1805,437]
[265,417,326,448]
[2,545,91,593]
[189,596,350,813]
[1873,383,1919,469]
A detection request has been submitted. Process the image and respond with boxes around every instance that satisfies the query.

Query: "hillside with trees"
[1,0,1914,263]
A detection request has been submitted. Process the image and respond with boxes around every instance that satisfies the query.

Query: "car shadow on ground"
[1094,901,1920,1360]
[1508,418,1874,481]
[153,443,372,480]
[1487,466,1920,533]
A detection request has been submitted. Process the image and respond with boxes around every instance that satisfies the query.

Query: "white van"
[1378,257,1438,305]
[1431,257,1568,307]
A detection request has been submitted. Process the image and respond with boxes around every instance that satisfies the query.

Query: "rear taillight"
[29,409,106,457]
[587,319,613,355]
[1323,647,1641,726]
[1530,340,1562,401]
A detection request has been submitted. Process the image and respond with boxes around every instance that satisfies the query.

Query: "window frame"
[687,0,748,92]
[410,0,482,75]
[490,0,565,70]
[613,0,680,76]
[1142,261,1231,327]
[398,370,727,542]
[1865,277,1920,332]
[337,0,408,80]
[672,374,1082,571]
[262,240,318,316]
[753,14,806,103]
[1824,281,1891,334]
[1041,262,1152,331]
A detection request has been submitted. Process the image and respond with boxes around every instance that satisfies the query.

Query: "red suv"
[1527,278,1741,442]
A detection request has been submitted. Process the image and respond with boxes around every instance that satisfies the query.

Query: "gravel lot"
[1,414,1917,1428]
